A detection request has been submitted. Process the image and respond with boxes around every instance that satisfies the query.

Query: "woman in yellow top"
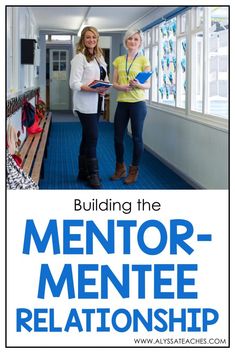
[110,28,151,185]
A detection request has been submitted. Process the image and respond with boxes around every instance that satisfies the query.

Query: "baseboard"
[143,144,205,190]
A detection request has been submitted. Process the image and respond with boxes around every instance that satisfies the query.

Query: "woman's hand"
[81,85,109,94]
[129,79,140,88]
[129,76,151,90]
[94,86,109,95]
[121,85,133,92]
[113,68,132,92]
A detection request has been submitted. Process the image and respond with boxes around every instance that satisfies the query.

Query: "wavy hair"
[76,26,103,62]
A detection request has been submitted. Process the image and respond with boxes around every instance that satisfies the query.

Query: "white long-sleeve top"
[69,52,108,114]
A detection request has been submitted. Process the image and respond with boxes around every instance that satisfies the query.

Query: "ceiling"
[30,6,156,35]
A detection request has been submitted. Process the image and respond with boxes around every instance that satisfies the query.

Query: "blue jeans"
[76,111,100,158]
[114,101,147,166]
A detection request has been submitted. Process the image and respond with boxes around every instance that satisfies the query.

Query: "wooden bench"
[20,111,52,185]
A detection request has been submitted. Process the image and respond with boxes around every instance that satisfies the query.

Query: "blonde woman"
[70,26,110,188]
[110,28,151,185]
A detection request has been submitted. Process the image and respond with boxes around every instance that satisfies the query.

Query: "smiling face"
[83,30,98,53]
[126,32,142,52]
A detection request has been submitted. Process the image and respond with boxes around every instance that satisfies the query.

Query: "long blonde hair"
[76,26,103,62]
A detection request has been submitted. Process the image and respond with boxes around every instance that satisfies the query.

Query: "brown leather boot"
[110,162,126,180]
[124,165,139,185]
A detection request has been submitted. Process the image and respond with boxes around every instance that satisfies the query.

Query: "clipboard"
[134,71,153,84]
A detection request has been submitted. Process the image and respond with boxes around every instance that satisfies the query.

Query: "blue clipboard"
[135,71,153,84]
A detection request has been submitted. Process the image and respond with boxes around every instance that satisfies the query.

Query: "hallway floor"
[39,111,193,190]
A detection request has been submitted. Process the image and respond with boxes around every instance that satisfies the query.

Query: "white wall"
[7,7,39,95]
[144,107,228,189]
[7,7,40,142]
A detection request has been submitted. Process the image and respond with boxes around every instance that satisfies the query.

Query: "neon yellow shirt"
[113,55,150,103]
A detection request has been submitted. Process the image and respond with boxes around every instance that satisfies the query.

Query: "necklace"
[125,53,138,82]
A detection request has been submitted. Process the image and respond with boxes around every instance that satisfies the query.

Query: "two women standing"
[70,27,151,188]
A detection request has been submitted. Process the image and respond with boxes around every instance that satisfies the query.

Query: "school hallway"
[6,6,228,190]
[39,111,193,190]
